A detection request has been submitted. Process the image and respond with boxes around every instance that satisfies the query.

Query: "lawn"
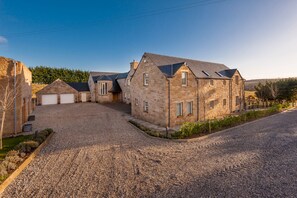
[0,135,33,160]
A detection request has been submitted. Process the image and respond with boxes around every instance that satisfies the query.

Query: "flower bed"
[0,128,53,183]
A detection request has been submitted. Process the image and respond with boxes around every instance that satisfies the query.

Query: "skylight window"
[202,70,210,77]
[216,72,223,77]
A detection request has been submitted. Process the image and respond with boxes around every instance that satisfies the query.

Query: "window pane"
[187,102,193,114]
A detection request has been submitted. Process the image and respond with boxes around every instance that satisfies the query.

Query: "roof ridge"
[144,52,226,66]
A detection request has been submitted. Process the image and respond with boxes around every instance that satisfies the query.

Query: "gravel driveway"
[2,103,297,197]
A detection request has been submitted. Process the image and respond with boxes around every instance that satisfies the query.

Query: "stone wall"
[0,57,32,135]
[231,70,245,112]
[78,91,91,102]
[36,79,78,105]
[130,56,167,127]
[88,75,96,102]
[197,78,231,121]
[168,65,197,127]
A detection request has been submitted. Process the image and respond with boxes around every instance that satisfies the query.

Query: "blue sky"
[0,0,297,80]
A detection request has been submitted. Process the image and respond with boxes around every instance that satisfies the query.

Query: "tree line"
[29,66,89,84]
[255,79,297,102]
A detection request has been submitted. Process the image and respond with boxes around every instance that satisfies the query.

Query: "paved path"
[2,103,297,197]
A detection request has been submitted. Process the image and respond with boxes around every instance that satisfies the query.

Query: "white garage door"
[42,94,58,105]
[60,94,75,104]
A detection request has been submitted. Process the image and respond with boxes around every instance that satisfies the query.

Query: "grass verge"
[0,135,33,160]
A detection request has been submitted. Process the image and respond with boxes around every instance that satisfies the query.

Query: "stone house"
[0,56,32,135]
[36,79,90,105]
[130,53,245,127]
[88,71,133,103]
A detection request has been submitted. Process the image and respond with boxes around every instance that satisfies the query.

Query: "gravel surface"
[2,103,297,197]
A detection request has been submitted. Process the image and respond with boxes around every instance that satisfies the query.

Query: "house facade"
[130,53,245,127]
[0,56,32,135]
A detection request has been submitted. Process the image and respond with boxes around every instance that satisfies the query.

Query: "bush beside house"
[0,128,53,183]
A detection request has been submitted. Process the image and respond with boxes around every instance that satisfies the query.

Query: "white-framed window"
[187,101,193,115]
[181,72,188,86]
[210,100,215,109]
[143,101,148,112]
[223,99,227,106]
[236,96,240,106]
[176,102,183,117]
[100,82,108,95]
[143,73,149,86]
[135,98,139,106]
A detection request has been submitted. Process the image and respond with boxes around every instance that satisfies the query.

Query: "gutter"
[13,60,17,135]
[196,79,199,122]
[167,78,171,128]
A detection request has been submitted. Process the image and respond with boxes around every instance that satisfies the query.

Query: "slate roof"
[116,72,129,79]
[67,82,90,92]
[90,71,118,82]
[144,53,233,79]
[218,69,237,78]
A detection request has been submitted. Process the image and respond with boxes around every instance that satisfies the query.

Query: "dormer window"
[143,73,149,86]
[181,72,188,86]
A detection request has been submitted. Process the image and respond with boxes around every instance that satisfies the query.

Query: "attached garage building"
[36,79,91,105]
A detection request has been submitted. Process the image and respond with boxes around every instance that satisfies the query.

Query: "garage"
[36,79,90,105]
[42,94,58,105]
[60,94,75,104]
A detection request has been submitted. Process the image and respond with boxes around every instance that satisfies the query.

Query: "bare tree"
[0,77,20,149]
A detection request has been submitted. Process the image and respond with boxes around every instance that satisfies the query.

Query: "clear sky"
[0,0,297,80]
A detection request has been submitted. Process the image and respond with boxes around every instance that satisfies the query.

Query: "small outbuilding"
[36,79,90,105]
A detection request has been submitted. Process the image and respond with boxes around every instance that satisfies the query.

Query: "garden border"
[0,132,55,194]
[175,107,296,142]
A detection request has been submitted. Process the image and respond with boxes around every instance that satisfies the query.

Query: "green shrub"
[44,128,54,134]
[6,150,19,157]
[0,164,8,178]
[5,155,23,164]
[1,160,17,172]
[15,141,39,153]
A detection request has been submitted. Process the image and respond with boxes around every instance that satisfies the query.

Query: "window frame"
[143,73,149,86]
[181,71,188,86]
[100,82,108,95]
[210,100,215,109]
[236,96,240,106]
[187,101,193,115]
[176,102,183,117]
[143,101,148,112]
[210,79,214,86]
[223,99,227,106]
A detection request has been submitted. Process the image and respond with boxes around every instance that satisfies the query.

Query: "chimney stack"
[130,60,139,71]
